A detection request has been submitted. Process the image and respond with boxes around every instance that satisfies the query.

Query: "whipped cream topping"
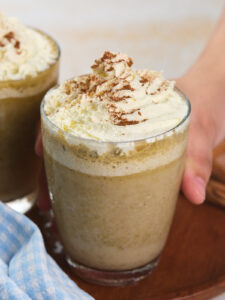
[0,12,58,81]
[44,51,188,142]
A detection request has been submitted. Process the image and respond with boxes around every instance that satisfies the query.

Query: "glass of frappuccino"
[0,13,60,213]
[41,51,190,285]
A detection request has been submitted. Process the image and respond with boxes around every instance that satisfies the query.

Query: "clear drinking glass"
[0,30,60,213]
[41,88,190,285]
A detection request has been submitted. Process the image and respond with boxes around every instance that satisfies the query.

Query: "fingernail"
[195,176,206,202]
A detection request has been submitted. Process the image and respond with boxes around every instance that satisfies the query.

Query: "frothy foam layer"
[44,139,187,176]
[44,51,188,142]
[42,115,189,176]
[0,12,58,81]
[0,68,58,99]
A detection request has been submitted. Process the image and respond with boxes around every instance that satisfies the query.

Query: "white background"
[1,1,225,299]
[2,0,224,81]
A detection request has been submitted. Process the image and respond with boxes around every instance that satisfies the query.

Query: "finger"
[35,128,43,157]
[182,121,213,204]
[35,123,51,210]
[37,164,51,211]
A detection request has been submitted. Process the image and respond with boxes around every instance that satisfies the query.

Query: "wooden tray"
[27,142,225,300]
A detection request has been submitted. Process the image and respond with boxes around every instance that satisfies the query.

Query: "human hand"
[35,126,51,211]
[176,68,225,204]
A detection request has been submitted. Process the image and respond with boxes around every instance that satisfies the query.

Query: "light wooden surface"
[2,1,225,299]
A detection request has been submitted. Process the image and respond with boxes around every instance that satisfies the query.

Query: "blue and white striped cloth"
[0,202,94,300]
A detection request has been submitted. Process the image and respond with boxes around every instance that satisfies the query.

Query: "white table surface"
[1,0,225,299]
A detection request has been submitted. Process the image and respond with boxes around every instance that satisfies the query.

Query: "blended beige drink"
[42,51,190,285]
[0,13,60,212]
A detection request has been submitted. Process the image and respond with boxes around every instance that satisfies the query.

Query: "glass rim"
[41,86,191,145]
[0,27,61,84]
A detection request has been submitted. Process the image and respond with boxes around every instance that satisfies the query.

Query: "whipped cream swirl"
[0,12,58,81]
[44,51,188,142]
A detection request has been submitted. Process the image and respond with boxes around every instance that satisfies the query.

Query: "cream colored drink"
[0,13,60,212]
[42,51,190,284]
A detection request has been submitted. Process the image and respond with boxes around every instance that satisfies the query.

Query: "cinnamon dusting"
[61,51,154,127]
[14,40,20,49]
[4,31,15,42]
[102,51,117,60]
[150,81,169,96]
[114,119,147,126]
[140,77,148,85]
[0,31,21,53]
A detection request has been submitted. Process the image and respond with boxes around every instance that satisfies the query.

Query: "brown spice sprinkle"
[98,80,107,86]
[139,72,160,87]
[107,102,145,126]
[121,109,139,115]
[127,58,133,67]
[109,95,129,102]
[63,52,150,127]
[14,40,20,49]
[91,51,133,71]
[107,66,113,72]
[0,31,21,53]
[4,31,15,42]
[150,81,169,96]
[115,119,139,126]
[122,84,135,91]
[114,118,147,126]
[111,82,118,87]
[102,51,117,60]
[140,77,148,85]
[65,90,71,95]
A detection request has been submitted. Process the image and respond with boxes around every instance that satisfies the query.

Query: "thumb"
[34,123,51,210]
[37,165,51,211]
[182,119,213,204]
